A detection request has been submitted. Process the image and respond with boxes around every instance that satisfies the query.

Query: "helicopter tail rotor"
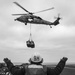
[54,13,62,20]
[53,13,62,26]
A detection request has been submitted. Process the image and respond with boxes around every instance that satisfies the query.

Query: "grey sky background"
[0,0,75,64]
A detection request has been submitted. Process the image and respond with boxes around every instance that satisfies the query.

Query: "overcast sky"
[0,0,75,64]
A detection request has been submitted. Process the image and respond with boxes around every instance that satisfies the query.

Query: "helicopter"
[12,2,61,28]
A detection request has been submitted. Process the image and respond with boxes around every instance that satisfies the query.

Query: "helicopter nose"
[14,19,17,21]
[14,18,21,21]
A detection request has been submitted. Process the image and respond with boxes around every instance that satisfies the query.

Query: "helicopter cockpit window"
[37,16,42,20]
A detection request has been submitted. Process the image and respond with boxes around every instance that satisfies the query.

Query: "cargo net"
[26,24,35,48]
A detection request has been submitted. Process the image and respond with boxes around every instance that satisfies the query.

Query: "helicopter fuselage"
[15,14,52,25]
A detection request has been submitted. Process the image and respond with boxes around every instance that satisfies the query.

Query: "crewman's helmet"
[29,53,43,64]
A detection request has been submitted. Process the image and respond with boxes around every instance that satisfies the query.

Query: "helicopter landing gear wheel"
[50,25,52,28]
[25,22,27,25]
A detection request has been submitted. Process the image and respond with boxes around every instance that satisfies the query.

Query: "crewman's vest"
[25,64,47,75]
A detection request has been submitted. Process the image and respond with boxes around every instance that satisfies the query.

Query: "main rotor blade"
[33,7,54,14]
[13,2,30,13]
[12,14,26,16]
